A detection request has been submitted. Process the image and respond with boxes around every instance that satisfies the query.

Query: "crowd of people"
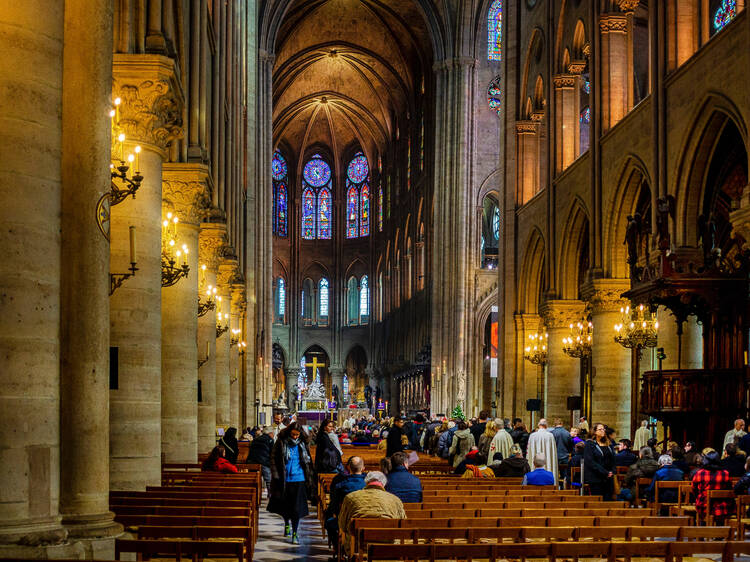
[200,410,750,556]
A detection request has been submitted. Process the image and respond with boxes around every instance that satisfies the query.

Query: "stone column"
[553,75,577,172]
[599,14,629,132]
[229,284,245,428]
[330,368,345,407]
[215,260,237,429]
[198,221,226,453]
[582,279,631,436]
[514,313,542,425]
[0,2,69,554]
[58,0,122,551]
[160,164,209,463]
[110,55,184,490]
[286,368,302,411]
[541,300,587,425]
[516,121,540,204]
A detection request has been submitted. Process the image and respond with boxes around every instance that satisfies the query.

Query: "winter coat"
[339,486,406,556]
[325,473,366,518]
[645,466,684,502]
[385,465,423,503]
[584,440,616,485]
[550,426,573,462]
[206,457,238,473]
[721,454,747,477]
[269,437,315,503]
[470,422,487,445]
[437,427,456,459]
[247,434,273,467]
[386,425,406,457]
[314,432,342,474]
[624,457,660,490]
[615,449,638,467]
[493,456,531,478]
[449,429,475,468]
[477,433,493,458]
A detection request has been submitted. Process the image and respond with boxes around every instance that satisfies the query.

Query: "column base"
[62,512,123,560]
[0,541,85,560]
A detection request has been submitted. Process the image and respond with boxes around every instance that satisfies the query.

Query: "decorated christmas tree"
[450,403,465,421]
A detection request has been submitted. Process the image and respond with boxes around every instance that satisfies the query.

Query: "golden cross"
[305,356,324,383]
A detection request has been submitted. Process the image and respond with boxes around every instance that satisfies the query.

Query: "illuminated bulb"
[182,245,188,252]
[110,163,114,169]
[134,145,141,154]
[169,239,175,246]
[109,109,116,118]
[114,97,121,106]
[176,250,182,257]
[167,212,172,219]
[202,264,206,271]
[118,133,125,143]
[127,154,134,163]
[173,216,179,224]
[163,220,169,227]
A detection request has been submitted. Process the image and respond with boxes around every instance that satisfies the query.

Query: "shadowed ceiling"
[273,0,433,173]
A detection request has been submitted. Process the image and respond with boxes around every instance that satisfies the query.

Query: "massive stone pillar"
[59,0,122,552]
[582,280,631,436]
[514,313,543,425]
[109,55,183,490]
[197,221,226,453]
[160,164,208,463]
[215,260,237,429]
[599,14,629,132]
[516,121,541,205]
[0,2,70,554]
[229,284,245,429]
[553,75,577,172]
[541,300,587,425]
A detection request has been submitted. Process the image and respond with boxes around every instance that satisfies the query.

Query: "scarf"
[328,432,343,456]
[284,437,300,462]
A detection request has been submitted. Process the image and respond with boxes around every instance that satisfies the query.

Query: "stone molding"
[112,54,185,154]
[513,312,542,333]
[540,299,587,329]
[568,61,587,74]
[599,15,628,33]
[583,43,591,57]
[516,120,539,133]
[231,282,246,315]
[617,0,640,13]
[433,57,477,71]
[217,259,240,289]
[198,222,227,270]
[531,110,545,122]
[580,279,630,313]
[553,74,576,88]
[162,164,211,226]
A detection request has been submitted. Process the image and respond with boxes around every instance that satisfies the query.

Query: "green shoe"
[291,532,299,544]
[284,524,291,537]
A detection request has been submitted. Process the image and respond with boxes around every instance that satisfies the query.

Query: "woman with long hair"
[201,446,238,473]
[267,421,314,544]
[583,423,615,499]
[314,418,343,473]
[220,427,239,464]
[478,420,497,459]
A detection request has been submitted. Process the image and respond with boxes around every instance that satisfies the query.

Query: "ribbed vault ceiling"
[273,0,432,168]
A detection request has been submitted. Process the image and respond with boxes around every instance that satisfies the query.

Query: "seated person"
[615,439,637,467]
[645,454,684,504]
[201,446,238,473]
[453,447,480,475]
[670,446,690,475]
[566,441,585,487]
[721,443,747,477]
[621,446,659,502]
[522,453,555,485]
[324,456,367,552]
[494,444,531,478]
[462,454,495,478]
[385,451,423,502]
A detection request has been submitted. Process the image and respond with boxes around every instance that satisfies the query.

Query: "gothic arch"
[604,155,652,278]
[672,93,749,246]
[517,227,546,313]
[344,258,368,280]
[557,197,590,299]
[476,168,503,205]
[519,28,545,117]
[300,260,330,281]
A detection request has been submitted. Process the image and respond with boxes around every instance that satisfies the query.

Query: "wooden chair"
[725,540,750,561]
[627,526,680,541]
[668,540,728,562]
[653,480,684,514]
[115,538,244,561]
[609,540,669,562]
[677,525,733,540]
[707,490,736,526]
[735,494,750,538]
[669,483,697,522]
[549,541,612,562]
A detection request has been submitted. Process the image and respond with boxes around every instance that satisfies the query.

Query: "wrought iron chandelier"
[198,265,217,317]
[562,319,593,358]
[614,303,659,349]
[161,212,189,287]
[524,330,548,365]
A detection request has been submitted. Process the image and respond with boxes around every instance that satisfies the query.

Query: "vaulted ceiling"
[272,0,433,173]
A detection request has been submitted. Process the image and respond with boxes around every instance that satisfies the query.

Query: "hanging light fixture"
[614,303,659,349]
[524,329,548,365]
[161,212,189,287]
[562,319,594,358]
[198,265,217,316]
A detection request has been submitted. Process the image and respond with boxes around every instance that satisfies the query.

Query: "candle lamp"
[230,328,241,347]
[198,282,217,317]
[216,312,230,338]
[614,303,658,350]
[161,214,189,287]
[110,225,138,295]
[523,329,548,365]
[562,318,594,358]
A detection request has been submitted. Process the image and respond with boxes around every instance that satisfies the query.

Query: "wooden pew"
[115,537,244,561]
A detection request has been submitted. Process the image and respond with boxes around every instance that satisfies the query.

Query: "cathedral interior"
[1,0,750,557]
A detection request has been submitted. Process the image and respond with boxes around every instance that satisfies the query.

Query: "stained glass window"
[278,278,286,316]
[378,186,383,232]
[276,183,288,237]
[346,185,359,239]
[581,78,590,94]
[347,153,369,183]
[580,106,591,154]
[303,156,331,187]
[714,0,737,31]
[318,187,332,239]
[492,207,500,240]
[488,76,502,115]
[360,275,369,318]
[360,183,370,237]
[319,278,329,318]
[343,374,349,397]
[488,0,503,61]
[272,150,287,180]
[302,187,315,239]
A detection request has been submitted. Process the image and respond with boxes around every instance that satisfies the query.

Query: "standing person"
[526,419,558,484]
[248,427,274,497]
[578,416,590,434]
[489,418,514,460]
[449,421,475,469]
[634,420,650,450]
[386,416,407,457]
[692,451,733,525]
[724,419,746,448]
[471,410,489,444]
[268,422,314,544]
[550,419,573,475]
[477,420,497,459]
[314,418,343,474]
[220,426,239,465]
[511,419,530,454]
[583,423,616,500]
[437,421,457,459]
[271,411,286,440]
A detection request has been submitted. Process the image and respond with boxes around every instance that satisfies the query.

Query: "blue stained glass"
[492,207,500,240]
[343,374,349,396]
[487,77,502,115]
[319,278,329,317]
[488,0,503,61]
[360,275,369,317]
[580,106,591,124]
[580,106,591,154]
[360,183,370,237]
[317,187,332,239]
[272,150,287,180]
[714,0,737,30]
[303,157,331,187]
[346,185,359,239]
[347,153,369,183]
[582,78,590,94]
[302,187,315,239]
[277,183,288,237]
[278,278,285,316]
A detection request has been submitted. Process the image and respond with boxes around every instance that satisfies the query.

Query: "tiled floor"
[254,499,331,561]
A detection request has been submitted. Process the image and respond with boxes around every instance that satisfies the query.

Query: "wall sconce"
[110,225,138,295]
[98,98,143,241]
[198,341,210,369]
[198,265,217,317]
[230,328,241,347]
[216,313,230,338]
[161,213,189,287]
[238,341,247,356]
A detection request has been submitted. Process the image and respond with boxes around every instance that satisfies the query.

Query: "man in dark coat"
[385,451,423,503]
[615,439,638,467]
[324,456,366,552]
[721,443,747,477]
[247,427,274,495]
[470,410,490,445]
[386,417,407,457]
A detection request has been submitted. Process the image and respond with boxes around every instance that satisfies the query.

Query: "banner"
[490,306,498,378]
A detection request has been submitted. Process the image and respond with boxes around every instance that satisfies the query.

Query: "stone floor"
[254,499,331,561]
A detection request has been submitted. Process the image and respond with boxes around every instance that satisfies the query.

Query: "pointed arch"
[517,228,546,313]
[558,197,590,299]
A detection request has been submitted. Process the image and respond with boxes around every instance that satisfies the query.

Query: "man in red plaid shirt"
[692,450,733,524]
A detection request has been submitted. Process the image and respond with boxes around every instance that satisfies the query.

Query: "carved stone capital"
[217,259,240,289]
[112,54,185,154]
[198,222,227,270]
[531,110,545,122]
[514,312,542,333]
[568,61,587,74]
[231,282,246,315]
[599,15,628,33]
[162,163,211,226]
[582,43,591,57]
[618,0,640,13]
[553,74,576,88]
[580,279,630,313]
[516,120,539,134]
[540,300,587,329]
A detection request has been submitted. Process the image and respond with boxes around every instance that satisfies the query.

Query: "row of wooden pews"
[108,462,262,561]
